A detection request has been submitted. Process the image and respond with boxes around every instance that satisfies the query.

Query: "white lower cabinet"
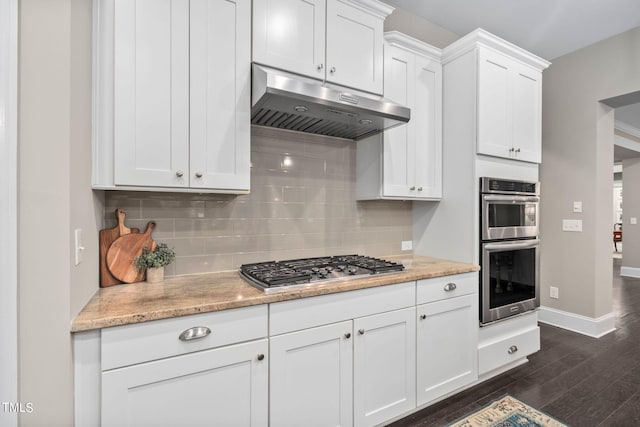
[270,308,417,427]
[416,294,478,405]
[99,306,269,427]
[270,321,354,427]
[102,338,268,427]
[354,307,416,427]
[415,273,479,406]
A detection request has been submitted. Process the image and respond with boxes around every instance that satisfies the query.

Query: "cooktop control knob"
[348,267,358,275]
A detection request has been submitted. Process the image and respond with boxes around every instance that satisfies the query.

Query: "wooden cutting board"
[99,209,140,287]
[106,221,157,284]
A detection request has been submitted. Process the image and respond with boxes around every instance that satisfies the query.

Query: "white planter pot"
[146,267,165,283]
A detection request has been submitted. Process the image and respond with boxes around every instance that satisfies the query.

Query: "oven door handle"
[484,239,540,251]
[483,195,540,203]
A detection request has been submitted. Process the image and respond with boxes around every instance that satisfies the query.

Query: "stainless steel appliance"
[240,255,404,293]
[480,178,540,325]
[480,177,540,241]
[251,64,411,140]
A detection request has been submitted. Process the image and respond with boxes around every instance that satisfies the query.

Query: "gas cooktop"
[239,255,405,293]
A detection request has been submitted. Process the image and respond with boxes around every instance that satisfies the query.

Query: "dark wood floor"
[390,258,640,427]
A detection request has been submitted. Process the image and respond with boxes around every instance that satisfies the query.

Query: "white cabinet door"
[477,49,511,161]
[416,294,478,406]
[379,39,442,200]
[113,0,190,187]
[270,321,353,427]
[102,339,268,427]
[252,0,326,80]
[190,0,250,191]
[413,55,442,199]
[326,0,384,94]
[477,48,542,163]
[512,63,542,163]
[353,307,416,427]
[382,45,414,198]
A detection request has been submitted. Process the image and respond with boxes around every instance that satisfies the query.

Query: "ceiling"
[385,0,640,60]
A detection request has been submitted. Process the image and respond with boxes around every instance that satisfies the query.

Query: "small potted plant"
[134,243,176,283]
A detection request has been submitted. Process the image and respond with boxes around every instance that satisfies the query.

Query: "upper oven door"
[481,194,540,241]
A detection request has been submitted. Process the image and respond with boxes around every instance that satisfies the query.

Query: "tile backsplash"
[104,126,413,277]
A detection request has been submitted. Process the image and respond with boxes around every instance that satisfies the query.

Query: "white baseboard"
[538,306,616,338]
[620,266,640,278]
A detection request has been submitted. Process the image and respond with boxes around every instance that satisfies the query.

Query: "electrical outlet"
[550,286,559,299]
[401,240,413,251]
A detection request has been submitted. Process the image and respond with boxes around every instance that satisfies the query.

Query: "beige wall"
[18,0,95,425]
[383,5,459,48]
[104,126,413,276]
[622,158,640,268]
[541,27,640,318]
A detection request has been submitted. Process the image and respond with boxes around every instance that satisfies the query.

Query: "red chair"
[613,223,622,252]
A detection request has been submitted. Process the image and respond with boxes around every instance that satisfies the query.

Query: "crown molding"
[442,28,551,71]
[384,31,441,61]
[339,0,394,18]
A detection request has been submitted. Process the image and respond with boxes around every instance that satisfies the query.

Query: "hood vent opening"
[251,64,410,141]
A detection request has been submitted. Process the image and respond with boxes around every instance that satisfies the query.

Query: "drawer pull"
[507,345,518,355]
[443,282,457,292]
[420,314,427,320]
[178,326,211,341]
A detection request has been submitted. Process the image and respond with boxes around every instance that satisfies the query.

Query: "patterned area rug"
[447,395,569,427]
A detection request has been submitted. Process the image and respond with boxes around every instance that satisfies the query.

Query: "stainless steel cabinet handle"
[344,332,351,339]
[358,329,365,335]
[443,282,457,292]
[420,314,427,320]
[257,354,265,361]
[317,63,324,71]
[175,171,184,178]
[195,172,203,178]
[178,326,211,341]
[410,186,416,191]
[330,67,336,74]
[507,345,518,354]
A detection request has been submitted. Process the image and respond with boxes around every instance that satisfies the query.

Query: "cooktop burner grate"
[239,255,404,293]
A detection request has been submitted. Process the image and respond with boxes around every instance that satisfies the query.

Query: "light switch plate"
[401,240,413,251]
[573,201,582,213]
[631,217,638,225]
[562,219,582,232]
[74,229,85,266]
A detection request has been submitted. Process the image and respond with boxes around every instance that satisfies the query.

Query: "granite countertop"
[71,255,479,332]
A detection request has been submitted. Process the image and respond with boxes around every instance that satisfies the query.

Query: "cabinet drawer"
[102,305,268,370]
[270,281,415,335]
[417,273,477,305]
[478,326,540,375]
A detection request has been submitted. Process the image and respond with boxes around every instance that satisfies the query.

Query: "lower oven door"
[481,239,540,325]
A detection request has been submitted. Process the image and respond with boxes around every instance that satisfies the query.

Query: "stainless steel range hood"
[251,64,410,141]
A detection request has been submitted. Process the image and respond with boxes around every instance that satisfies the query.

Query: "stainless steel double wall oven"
[480,178,540,325]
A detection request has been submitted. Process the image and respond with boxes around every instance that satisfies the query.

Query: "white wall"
[18,0,96,425]
[541,27,640,318]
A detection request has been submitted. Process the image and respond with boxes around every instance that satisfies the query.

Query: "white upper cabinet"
[252,0,326,80]
[112,0,190,188]
[356,32,442,200]
[477,48,543,163]
[93,0,250,193]
[252,0,392,95]
[443,29,549,164]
